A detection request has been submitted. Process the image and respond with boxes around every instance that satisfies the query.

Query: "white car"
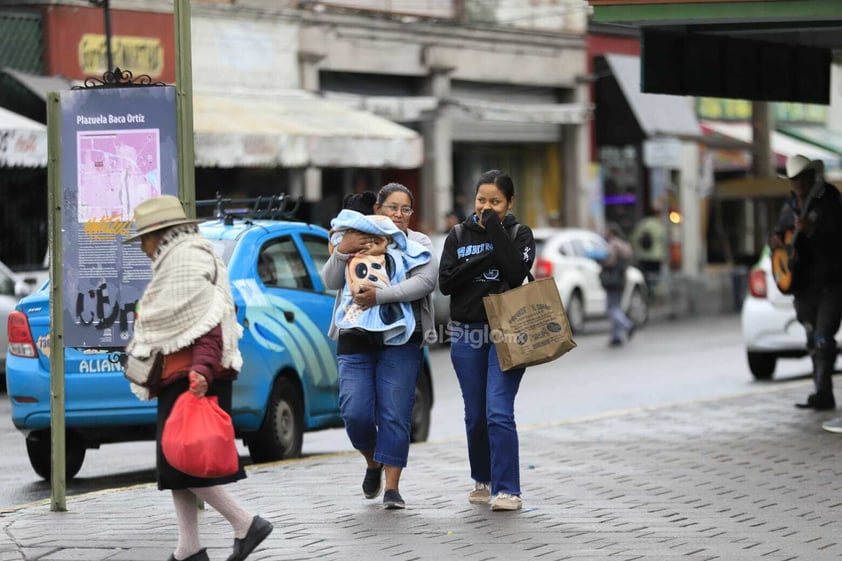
[740,247,842,380]
[429,233,451,331]
[0,259,45,376]
[531,228,649,334]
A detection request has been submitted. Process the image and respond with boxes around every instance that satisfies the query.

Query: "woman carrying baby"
[321,183,437,509]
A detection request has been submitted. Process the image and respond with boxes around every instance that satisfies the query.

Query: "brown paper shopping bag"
[482,277,576,371]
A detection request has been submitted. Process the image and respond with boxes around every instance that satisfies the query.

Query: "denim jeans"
[450,323,524,496]
[607,289,633,341]
[337,343,421,467]
[794,285,842,398]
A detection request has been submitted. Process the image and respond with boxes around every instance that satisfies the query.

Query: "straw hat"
[123,195,202,243]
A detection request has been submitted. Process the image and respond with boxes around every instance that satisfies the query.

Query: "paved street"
[3,376,842,561]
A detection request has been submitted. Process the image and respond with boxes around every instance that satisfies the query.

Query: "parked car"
[0,259,46,379]
[740,246,842,380]
[531,228,649,333]
[429,232,450,333]
[0,260,21,378]
[6,210,434,479]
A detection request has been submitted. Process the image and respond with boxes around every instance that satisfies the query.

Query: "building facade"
[0,0,592,269]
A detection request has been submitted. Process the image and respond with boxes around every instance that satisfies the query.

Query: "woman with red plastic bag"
[124,196,273,561]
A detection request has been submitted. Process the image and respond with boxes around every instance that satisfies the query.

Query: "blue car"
[6,215,433,479]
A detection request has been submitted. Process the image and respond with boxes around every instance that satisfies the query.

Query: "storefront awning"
[701,120,842,174]
[0,67,73,124]
[0,106,47,167]
[193,90,423,169]
[448,98,592,125]
[604,53,701,138]
[777,125,842,157]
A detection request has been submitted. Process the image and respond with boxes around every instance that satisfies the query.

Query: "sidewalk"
[3,379,842,561]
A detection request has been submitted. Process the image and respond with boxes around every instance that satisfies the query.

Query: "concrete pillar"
[751,101,774,178]
[679,142,701,276]
[561,82,590,228]
[298,30,326,201]
[421,67,453,233]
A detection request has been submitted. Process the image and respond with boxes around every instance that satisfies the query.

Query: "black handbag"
[600,258,627,290]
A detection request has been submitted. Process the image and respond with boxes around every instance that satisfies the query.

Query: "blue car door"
[248,232,338,416]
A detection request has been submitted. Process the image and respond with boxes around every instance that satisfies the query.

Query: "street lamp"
[88,0,114,73]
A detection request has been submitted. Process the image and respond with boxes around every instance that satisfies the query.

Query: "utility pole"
[174,0,196,210]
[89,0,114,73]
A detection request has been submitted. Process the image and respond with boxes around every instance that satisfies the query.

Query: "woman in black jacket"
[438,170,535,511]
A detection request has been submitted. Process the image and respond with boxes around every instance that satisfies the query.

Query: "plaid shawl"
[128,227,243,374]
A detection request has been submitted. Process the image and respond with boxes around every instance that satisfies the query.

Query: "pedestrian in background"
[769,155,842,412]
[601,223,635,347]
[438,169,536,511]
[125,196,273,561]
[321,183,437,509]
[630,206,666,294]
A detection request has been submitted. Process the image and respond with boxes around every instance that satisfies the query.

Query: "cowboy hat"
[123,195,202,243]
[780,154,817,179]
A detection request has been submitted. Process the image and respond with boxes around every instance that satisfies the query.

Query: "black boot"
[795,353,836,410]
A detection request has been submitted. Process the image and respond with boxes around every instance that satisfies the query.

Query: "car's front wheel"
[247,377,304,463]
[26,429,86,480]
[566,291,585,334]
[626,286,649,327]
[747,351,777,380]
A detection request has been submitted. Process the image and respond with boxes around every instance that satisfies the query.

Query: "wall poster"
[59,86,178,348]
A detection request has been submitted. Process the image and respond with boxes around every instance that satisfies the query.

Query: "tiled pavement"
[3,379,842,561]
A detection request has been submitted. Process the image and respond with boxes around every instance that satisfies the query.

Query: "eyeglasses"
[381,204,414,216]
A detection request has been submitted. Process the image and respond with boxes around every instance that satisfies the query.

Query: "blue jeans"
[337,343,421,467]
[607,289,633,341]
[450,323,524,496]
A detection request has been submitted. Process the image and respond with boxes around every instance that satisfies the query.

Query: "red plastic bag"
[162,392,239,478]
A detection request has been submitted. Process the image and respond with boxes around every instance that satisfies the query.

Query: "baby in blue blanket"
[330,208,430,345]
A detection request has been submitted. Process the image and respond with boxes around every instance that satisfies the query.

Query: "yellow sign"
[78,34,164,78]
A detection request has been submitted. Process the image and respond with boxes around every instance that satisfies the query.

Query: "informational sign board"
[59,86,177,347]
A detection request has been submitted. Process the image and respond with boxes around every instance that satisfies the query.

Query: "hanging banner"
[59,86,177,347]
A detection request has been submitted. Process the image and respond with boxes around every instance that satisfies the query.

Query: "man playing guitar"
[769,155,842,412]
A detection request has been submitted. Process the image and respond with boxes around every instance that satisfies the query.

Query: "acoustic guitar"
[770,176,823,294]
[771,227,797,294]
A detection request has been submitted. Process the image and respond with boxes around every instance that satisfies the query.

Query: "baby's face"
[366,236,388,254]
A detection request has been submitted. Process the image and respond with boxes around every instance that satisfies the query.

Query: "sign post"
[47,92,66,512]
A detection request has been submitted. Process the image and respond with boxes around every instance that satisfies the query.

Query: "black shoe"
[383,489,406,509]
[362,463,384,499]
[795,393,836,411]
[608,338,623,347]
[226,516,273,561]
[168,550,209,561]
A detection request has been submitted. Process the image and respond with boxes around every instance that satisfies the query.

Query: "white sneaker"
[467,482,491,504]
[490,492,522,511]
[823,417,842,433]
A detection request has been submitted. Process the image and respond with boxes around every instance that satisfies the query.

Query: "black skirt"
[156,377,247,490]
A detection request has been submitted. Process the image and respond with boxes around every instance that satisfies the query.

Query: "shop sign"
[696,97,828,124]
[78,34,165,78]
[0,130,47,167]
[643,138,682,169]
